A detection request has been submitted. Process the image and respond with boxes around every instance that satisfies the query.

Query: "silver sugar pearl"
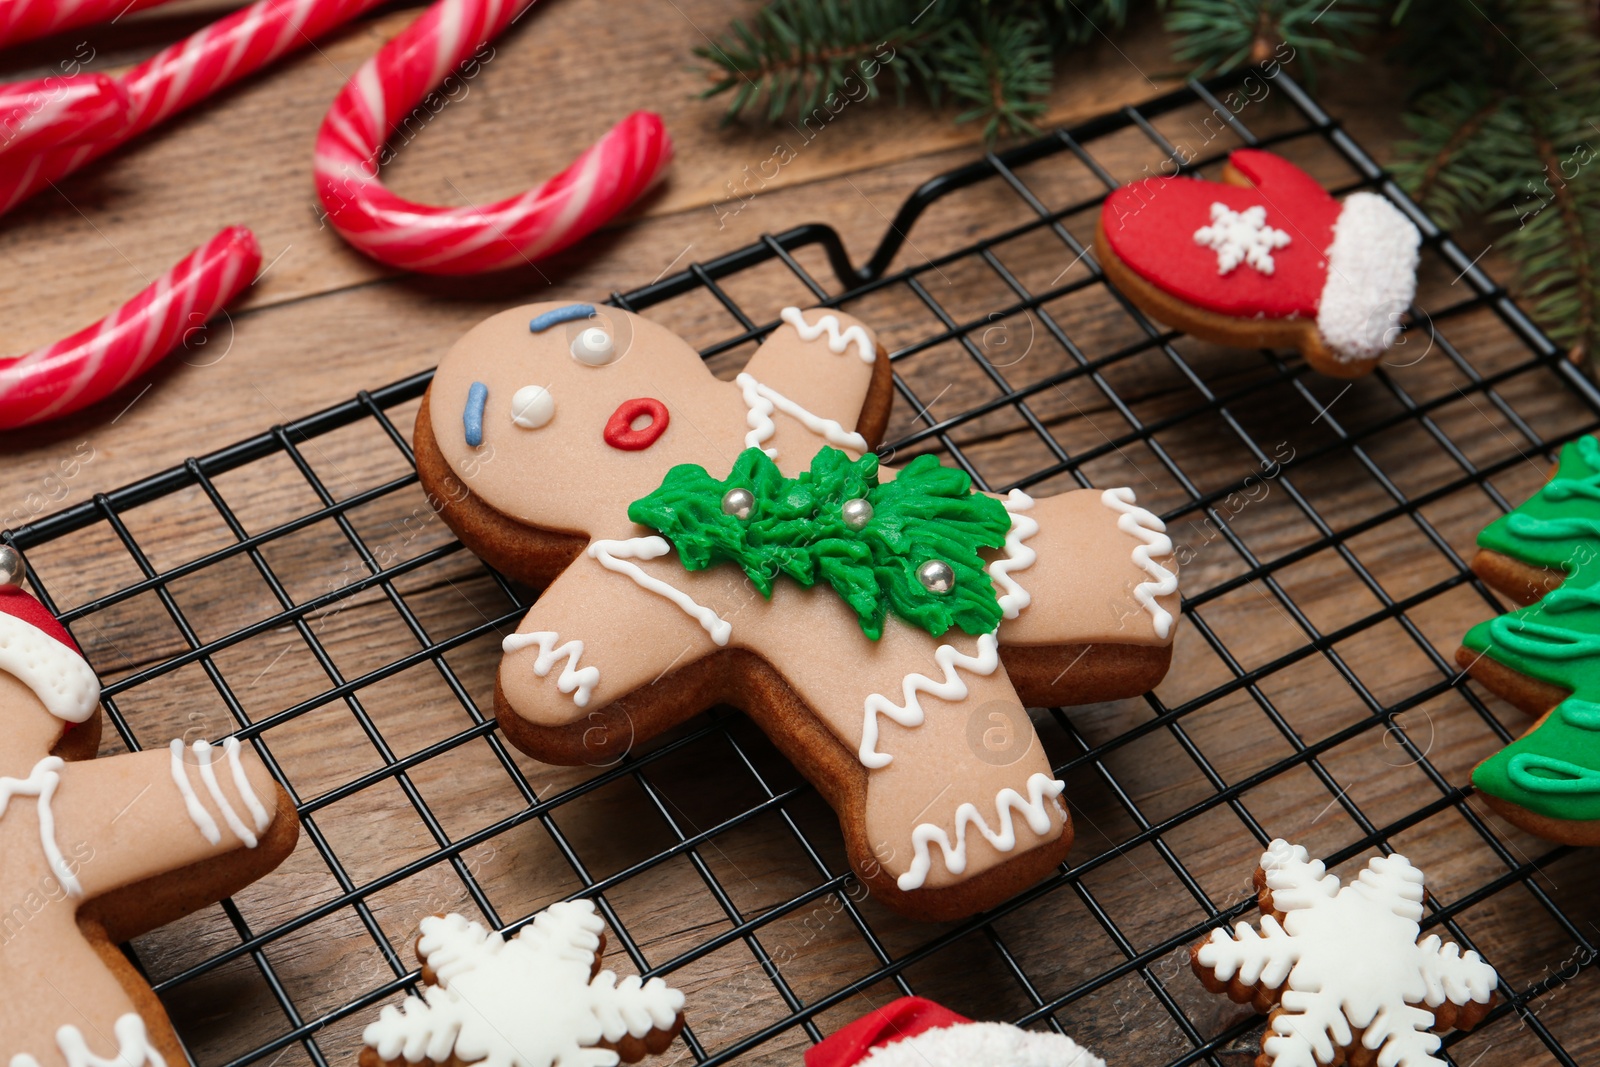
[840,497,874,530]
[917,559,955,594]
[0,545,22,589]
[721,488,755,520]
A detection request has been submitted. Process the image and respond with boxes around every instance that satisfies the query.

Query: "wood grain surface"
[2,4,1597,1066]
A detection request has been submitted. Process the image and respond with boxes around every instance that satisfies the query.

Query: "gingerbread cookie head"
[0,547,101,755]
[361,903,686,1067]
[1191,839,1496,1067]
[426,302,882,538]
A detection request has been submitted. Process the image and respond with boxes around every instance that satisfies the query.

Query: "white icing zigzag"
[0,756,80,898]
[735,372,869,459]
[1099,487,1177,640]
[11,1012,167,1067]
[858,632,1001,770]
[588,538,734,646]
[503,632,601,708]
[780,306,876,363]
[992,490,1038,620]
[897,772,1065,891]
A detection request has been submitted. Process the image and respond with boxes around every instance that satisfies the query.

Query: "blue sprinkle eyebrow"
[463,382,488,447]
[529,304,596,332]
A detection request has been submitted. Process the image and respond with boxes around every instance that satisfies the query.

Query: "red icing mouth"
[603,397,670,451]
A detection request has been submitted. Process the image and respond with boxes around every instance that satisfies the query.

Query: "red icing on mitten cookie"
[1096,149,1421,377]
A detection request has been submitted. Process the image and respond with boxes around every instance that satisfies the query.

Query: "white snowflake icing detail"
[362,903,684,1067]
[1193,202,1291,275]
[1197,840,1497,1067]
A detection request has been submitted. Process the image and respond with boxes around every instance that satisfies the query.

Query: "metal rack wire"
[10,69,1599,1066]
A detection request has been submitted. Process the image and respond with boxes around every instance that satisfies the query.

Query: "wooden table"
[3,5,1597,1066]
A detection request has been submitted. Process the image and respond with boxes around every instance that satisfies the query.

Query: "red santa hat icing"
[805,997,1105,1067]
[1099,149,1421,365]
[0,566,100,723]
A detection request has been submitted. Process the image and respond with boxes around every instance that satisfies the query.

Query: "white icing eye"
[570,326,617,366]
[510,385,555,429]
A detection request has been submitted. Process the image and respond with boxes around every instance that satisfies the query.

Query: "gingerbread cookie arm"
[58,738,282,903]
[737,307,891,460]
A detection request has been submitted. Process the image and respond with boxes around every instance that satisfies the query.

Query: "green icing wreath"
[627,446,1010,640]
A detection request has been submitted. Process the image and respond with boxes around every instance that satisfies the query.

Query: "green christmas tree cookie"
[1459,433,1600,843]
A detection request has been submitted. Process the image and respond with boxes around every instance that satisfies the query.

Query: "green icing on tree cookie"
[627,446,1011,640]
[1465,434,1600,828]
[1477,434,1600,578]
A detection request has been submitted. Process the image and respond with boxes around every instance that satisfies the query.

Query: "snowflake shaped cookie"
[1191,840,1496,1067]
[1193,202,1291,275]
[361,902,686,1067]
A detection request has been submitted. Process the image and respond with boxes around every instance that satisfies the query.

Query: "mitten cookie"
[360,902,685,1067]
[0,548,298,1066]
[414,302,1180,921]
[804,995,1103,1067]
[1456,434,1600,843]
[1191,839,1496,1067]
[1096,149,1421,378]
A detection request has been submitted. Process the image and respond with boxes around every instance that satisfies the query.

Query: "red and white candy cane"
[0,0,390,216]
[0,227,260,430]
[0,0,174,48]
[314,0,672,274]
[0,74,129,159]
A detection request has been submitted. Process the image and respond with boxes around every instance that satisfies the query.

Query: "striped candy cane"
[0,0,175,48]
[314,0,673,274]
[0,0,390,217]
[0,227,260,429]
[0,74,129,159]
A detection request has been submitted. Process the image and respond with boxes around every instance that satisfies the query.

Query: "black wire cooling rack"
[10,68,1600,1066]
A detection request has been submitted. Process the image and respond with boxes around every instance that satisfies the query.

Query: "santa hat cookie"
[806,996,1105,1067]
[0,544,98,723]
[1095,149,1422,379]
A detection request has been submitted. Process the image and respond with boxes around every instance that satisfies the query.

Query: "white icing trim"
[859,632,1001,770]
[193,739,258,848]
[1196,839,1497,1067]
[588,538,733,646]
[1099,487,1177,640]
[362,903,685,1067]
[224,736,272,834]
[10,1012,168,1067]
[896,772,1065,891]
[0,756,80,898]
[0,611,98,722]
[1193,201,1290,275]
[1315,192,1421,363]
[735,372,869,459]
[990,490,1038,620]
[169,739,220,846]
[502,631,601,708]
[780,306,876,363]
[856,1021,1105,1067]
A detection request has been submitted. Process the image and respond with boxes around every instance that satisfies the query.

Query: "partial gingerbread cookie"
[414,302,1180,921]
[0,547,298,1066]
[805,996,1104,1067]
[360,902,685,1067]
[1192,839,1496,1067]
[1455,435,1600,842]
[1096,149,1422,378]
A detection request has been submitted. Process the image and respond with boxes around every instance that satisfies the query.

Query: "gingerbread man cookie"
[1457,434,1600,843]
[1192,840,1496,1067]
[0,548,298,1066]
[805,995,1104,1067]
[1096,149,1421,378]
[414,302,1179,920]
[361,902,685,1067]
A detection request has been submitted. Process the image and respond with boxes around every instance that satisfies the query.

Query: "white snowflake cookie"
[1191,839,1497,1067]
[361,902,686,1067]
